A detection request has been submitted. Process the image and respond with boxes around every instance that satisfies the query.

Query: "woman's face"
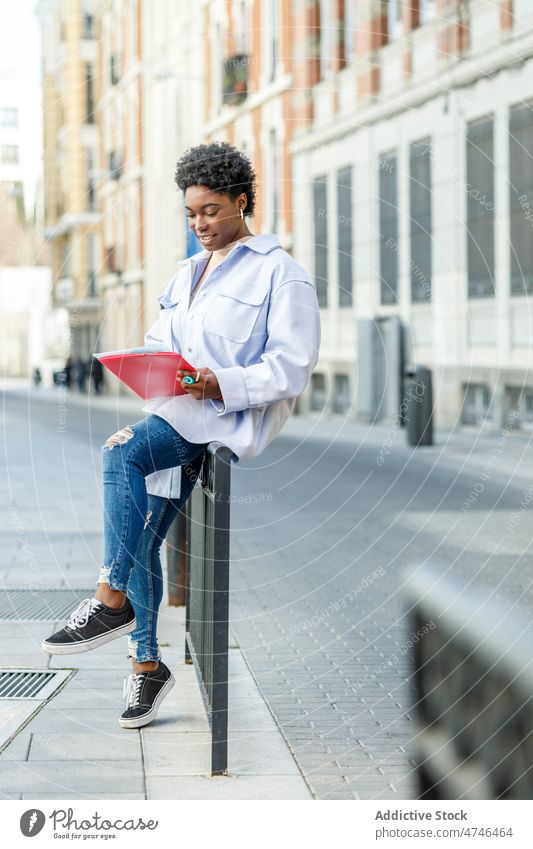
[185,184,247,250]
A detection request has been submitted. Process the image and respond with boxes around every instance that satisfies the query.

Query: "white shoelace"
[123,673,144,708]
[65,597,103,631]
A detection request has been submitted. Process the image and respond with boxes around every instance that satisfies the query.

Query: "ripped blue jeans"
[99,414,207,662]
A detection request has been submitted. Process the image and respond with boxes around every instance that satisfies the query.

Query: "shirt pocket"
[204,281,270,343]
[158,303,182,349]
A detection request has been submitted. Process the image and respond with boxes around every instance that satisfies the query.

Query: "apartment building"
[0,78,42,224]
[95,0,145,355]
[291,0,533,430]
[36,0,101,361]
[37,0,533,428]
[141,3,204,331]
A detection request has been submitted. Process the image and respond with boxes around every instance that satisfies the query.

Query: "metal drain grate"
[0,589,95,621]
[0,669,70,700]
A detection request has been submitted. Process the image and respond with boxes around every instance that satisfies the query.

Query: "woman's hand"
[177,367,223,401]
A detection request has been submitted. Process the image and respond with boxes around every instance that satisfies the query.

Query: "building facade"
[141,2,204,332]
[95,0,145,358]
[291,0,533,430]
[37,0,533,429]
[36,0,101,362]
[0,78,43,224]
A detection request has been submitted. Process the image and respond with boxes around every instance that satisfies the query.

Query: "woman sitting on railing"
[42,141,321,730]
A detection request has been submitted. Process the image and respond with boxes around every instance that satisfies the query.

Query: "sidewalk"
[2,378,532,800]
[0,378,311,800]
[0,608,311,800]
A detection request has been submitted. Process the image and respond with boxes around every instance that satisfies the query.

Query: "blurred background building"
[36,0,100,366]
[13,0,533,431]
[0,35,63,383]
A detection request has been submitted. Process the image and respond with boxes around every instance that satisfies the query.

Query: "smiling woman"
[42,140,321,733]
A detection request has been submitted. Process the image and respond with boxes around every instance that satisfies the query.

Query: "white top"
[143,233,321,498]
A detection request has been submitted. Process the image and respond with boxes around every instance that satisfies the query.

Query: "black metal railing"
[184,442,232,776]
[403,564,533,799]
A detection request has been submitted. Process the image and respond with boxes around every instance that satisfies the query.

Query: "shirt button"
[187,347,192,352]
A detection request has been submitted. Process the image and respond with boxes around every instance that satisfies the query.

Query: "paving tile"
[0,732,31,760]
[143,731,301,777]
[29,732,142,761]
[0,760,144,795]
[0,653,51,668]
[140,708,209,734]
[142,731,211,775]
[48,653,130,670]
[22,708,127,735]
[22,793,146,800]
[146,774,311,800]
[44,688,124,710]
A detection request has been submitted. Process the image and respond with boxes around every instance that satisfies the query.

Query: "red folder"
[95,348,196,400]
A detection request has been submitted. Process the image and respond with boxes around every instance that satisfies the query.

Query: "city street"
[1,382,532,799]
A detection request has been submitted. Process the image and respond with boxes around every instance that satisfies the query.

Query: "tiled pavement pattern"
[0,612,311,800]
[227,429,533,799]
[2,383,532,799]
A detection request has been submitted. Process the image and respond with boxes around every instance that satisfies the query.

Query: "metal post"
[184,442,232,776]
[166,511,188,607]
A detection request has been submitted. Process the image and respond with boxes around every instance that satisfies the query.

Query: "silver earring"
[240,207,244,220]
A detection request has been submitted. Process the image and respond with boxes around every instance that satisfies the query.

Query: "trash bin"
[404,366,433,446]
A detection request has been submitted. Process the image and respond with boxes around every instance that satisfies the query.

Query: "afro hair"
[174,141,257,218]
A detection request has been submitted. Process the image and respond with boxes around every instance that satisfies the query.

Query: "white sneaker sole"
[118,674,175,729]
[41,618,137,655]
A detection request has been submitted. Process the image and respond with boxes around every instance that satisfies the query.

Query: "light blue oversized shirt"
[143,233,321,498]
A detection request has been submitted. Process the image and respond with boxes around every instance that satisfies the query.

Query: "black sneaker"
[119,661,175,729]
[41,596,136,655]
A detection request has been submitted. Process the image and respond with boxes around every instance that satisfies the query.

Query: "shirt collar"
[185,233,281,264]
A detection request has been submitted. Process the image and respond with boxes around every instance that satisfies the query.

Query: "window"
[337,165,353,306]
[311,373,327,410]
[320,0,333,78]
[61,240,71,278]
[509,101,533,296]
[313,176,328,307]
[1,144,19,164]
[0,107,18,128]
[87,233,97,297]
[419,0,436,24]
[110,52,121,85]
[387,0,403,41]
[379,154,398,304]
[262,0,279,82]
[271,0,279,80]
[269,128,279,233]
[505,387,533,429]
[409,140,432,302]
[214,21,224,110]
[462,383,493,424]
[333,374,351,413]
[466,117,495,298]
[86,63,95,124]
[234,1,250,54]
[86,149,96,211]
[342,0,356,65]
[82,0,95,38]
